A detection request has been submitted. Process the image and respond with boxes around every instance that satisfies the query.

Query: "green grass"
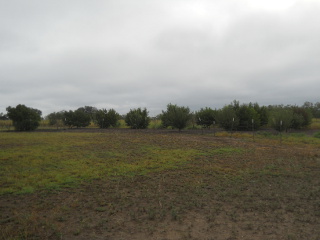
[0,132,198,194]
[2,130,320,195]
[1,130,320,239]
[313,131,320,138]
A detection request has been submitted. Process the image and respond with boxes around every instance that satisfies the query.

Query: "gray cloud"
[1,0,319,116]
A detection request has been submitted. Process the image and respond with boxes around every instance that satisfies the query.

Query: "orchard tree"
[237,104,260,130]
[77,106,98,123]
[96,108,119,128]
[252,103,269,127]
[291,106,312,129]
[125,108,150,129]
[269,107,293,132]
[6,104,42,131]
[195,107,216,128]
[63,109,91,128]
[216,105,239,131]
[46,111,65,129]
[302,101,320,118]
[161,104,191,131]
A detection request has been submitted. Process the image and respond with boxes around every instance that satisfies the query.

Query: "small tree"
[46,111,65,129]
[237,104,260,131]
[195,107,216,128]
[269,107,293,132]
[63,109,91,128]
[6,104,42,131]
[291,106,312,129]
[216,105,239,131]
[96,108,119,128]
[302,101,320,118]
[77,106,98,123]
[125,108,150,129]
[161,104,191,131]
[252,103,269,127]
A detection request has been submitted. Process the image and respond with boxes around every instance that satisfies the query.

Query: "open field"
[1,129,320,239]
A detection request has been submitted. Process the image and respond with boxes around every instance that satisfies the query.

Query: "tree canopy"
[161,104,191,131]
[6,104,42,131]
[195,107,216,128]
[125,108,150,129]
[96,108,119,128]
[63,109,91,128]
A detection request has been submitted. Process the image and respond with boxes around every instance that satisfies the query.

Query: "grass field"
[1,129,320,239]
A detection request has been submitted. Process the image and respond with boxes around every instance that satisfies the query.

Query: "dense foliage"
[195,107,216,128]
[77,106,98,123]
[302,101,320,118]
[268,106,313,131]
[96,109,119,128]
[46,111,65,128]
[6,104,42,131]
[125,108,150,129]
[216,105,239,131]
[63,109,91,128]
[161,104,191,131]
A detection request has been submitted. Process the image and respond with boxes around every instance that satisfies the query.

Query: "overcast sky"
[1,0,319,116]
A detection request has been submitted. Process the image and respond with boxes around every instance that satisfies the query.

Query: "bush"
[195,107,216,128]
[252,103,269,127]
[6,104,42,131]
[96,109,119,128]
[125,108,150,129]
[161,104,191,131]
[63,109,91,128]
[46,111,65,129]
[76,106,98,123]
[291,106,312,129]
[216,105,239,131]
[269,107,293,132]
[237,104,260,131]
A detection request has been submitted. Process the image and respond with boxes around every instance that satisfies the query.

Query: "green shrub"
[63,109,91,128]
[6,104,42,131]
[96,109,119,128]
[125,108,150,129]
[216,105,239,131]
[161,104,191,131]
[195,107,216,128]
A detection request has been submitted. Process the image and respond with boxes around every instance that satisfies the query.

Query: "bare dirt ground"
[1,129,320,240]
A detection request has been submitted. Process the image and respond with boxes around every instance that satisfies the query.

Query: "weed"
[147,208,156,220]
[73,229,81,236]
[171,207,180,221]
[95,207,107,212]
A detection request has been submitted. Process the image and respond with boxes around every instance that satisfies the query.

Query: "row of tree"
[3,101,319,131]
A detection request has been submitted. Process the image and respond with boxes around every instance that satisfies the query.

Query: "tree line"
[3,101,319,131]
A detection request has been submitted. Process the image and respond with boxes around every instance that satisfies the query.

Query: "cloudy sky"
[1,0,319,116]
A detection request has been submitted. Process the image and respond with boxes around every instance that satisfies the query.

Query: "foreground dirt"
[1,130,320,240]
